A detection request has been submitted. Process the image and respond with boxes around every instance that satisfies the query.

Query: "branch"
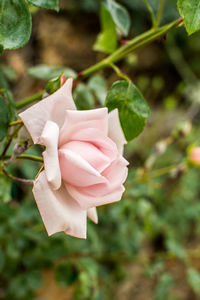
[1,124,23,157]
[15,18,183,109]
[3,168,34,184]
[15,91,44,109]
[9,120,23,126]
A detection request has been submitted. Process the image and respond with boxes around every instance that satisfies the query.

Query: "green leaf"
[0,0,32,50]
[0,96,9,141]
[45,74,62,95]
[28,64,76,80]
[93,4,117,54]
[105,81,150,141]
[0,64,18,81]
[55,261,79,287]
[28,0,59,12]
[105,0,131,36]
[178,0,200,35]
[88,74,107,105]
[187,268,200,293]
[166,239,185,259]
[74,83,94,110]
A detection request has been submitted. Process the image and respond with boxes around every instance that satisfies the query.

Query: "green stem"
[3,168,34,184]
[16,154,43,162]
[9,120,23,126]
[3,154,43,163]
[15,91,44,109]
[149,163,184,178]
[1,124,23,157]
[142,0,156,27]
[109,63,131,82]
[154,0,165,29]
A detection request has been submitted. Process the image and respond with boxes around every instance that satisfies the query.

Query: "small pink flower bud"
[189,147,200,167]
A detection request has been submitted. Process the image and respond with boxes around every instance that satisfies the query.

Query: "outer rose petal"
[19,78,76,144]
[33,171,87,238]
[87,208,98,224]
[66,183,125,210]
[39,120,61,190]
[108,109,127,154]
[59,108,108,146]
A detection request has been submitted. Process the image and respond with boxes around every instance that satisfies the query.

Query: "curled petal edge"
[33,171,87,239]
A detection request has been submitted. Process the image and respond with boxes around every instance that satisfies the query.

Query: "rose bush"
[19,78,128,238]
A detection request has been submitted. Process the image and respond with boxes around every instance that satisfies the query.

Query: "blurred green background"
[0,0,200,299]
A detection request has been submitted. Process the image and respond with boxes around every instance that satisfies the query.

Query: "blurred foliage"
[0,124,200,299]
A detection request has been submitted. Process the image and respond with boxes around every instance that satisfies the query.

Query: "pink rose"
[19,79,128,238]
[189,147,200,167]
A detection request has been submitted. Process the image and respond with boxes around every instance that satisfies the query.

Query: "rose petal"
[60,141,111,173]
[78,156,128,197]
[108,109,127,154]
[19,78,76,144]
[59,108,108,146]
[87,207,98,224]
[33,171,87,238]
[59,148,108,187]
[66,183,125,210]
[69,128,118,163]
[39,120,61,190]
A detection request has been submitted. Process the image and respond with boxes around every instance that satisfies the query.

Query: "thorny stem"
[83,18,182,75]
[15,18,183,109]
[3,168,34,184]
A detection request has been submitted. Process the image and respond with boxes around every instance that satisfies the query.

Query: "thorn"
[163,34,167,41]
[60,74,66,86]
[120,39,129,46]
[77,72,83,78]
[178,17,183,25]
[72,80,77,88]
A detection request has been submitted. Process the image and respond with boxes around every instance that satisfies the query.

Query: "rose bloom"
[189,147,200,167]
[19,79,128,238]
